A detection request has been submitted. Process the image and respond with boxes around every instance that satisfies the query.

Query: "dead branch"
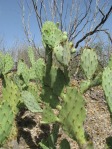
[31,0,43,33]
[75,6,112,48]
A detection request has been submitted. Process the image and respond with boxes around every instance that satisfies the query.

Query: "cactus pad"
[81,48,98,79]
[28,82,41,102]
[21,91,42,113]
[0,101,14,145]
[28,47,35,66]
[53,42,71,66]
[42,21,67,48]
[3,77,21,114]
[41,86,59,108]
[44,65,67,96]
[54,45,64,65]
[17,60,30,85]
[42,104,59,124]
[35,58,46,81]
[59,87,87,146]
[80,80,91,93]
[0,52,14,75]
[102,67,112,112]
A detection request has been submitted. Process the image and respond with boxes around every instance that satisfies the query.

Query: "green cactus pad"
[52,68,68,95]
[28,58,45,82]
[54,45,64,64]
[0,101,14,146]
[17,60,29,75]
[80,80,91,93]
[60,139,70,149]
[41,86,59,108]
[81,48,98,79]
[39,124,59,149]
[22,69,30,85]
[41,104,59,124]
[53,43,71,66]
[29,67,36,79]
[4,53,14,74]
[28,82,41,102]
[44,65,58,88]
[35,58,46,81]
[17,60,30,85]
[21,91,42,113]
[13,74,26,91]
[62,43,71,66]
[39,143,49,149]
[3,77,21,114]
[59,87,87,146]
[42,21,66,48]
[28,47,35,66]
[102,67,112,113]
[44,65,67,96]
[0,52,14,75]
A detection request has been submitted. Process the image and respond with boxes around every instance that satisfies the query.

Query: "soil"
[0,81,112,149]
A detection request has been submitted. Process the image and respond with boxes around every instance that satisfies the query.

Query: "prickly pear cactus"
[34,58,46,82]
[21,91,42,113]
[44,65,67,96]
[39,124,59,149]
[28,47,35,66]
[59,86,92,148]
[81,48,98,79]
[0,101,14,146]
[17,60,30,85]
[80,80,91,93]
[42,21,76,67]
[41,86,59,108]
[41,104,59,124]
[54,42,71,66]
[42,21,67,48]
[28,82,41,102]
[2,76,21,114]
[13,74,26,91]
[17,49,46,83]
[54,45,64,65]
[0,52,14,75]
[102,67,112,113]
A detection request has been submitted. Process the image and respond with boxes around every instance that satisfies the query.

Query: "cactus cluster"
[40,22,94,148]
[17,47,46,86]
[0,21,112,149]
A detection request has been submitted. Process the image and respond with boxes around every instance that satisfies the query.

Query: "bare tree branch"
[75,6,112,48]
[69,0,92,40]
[31,0,42,33]
[103,30,112,44]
